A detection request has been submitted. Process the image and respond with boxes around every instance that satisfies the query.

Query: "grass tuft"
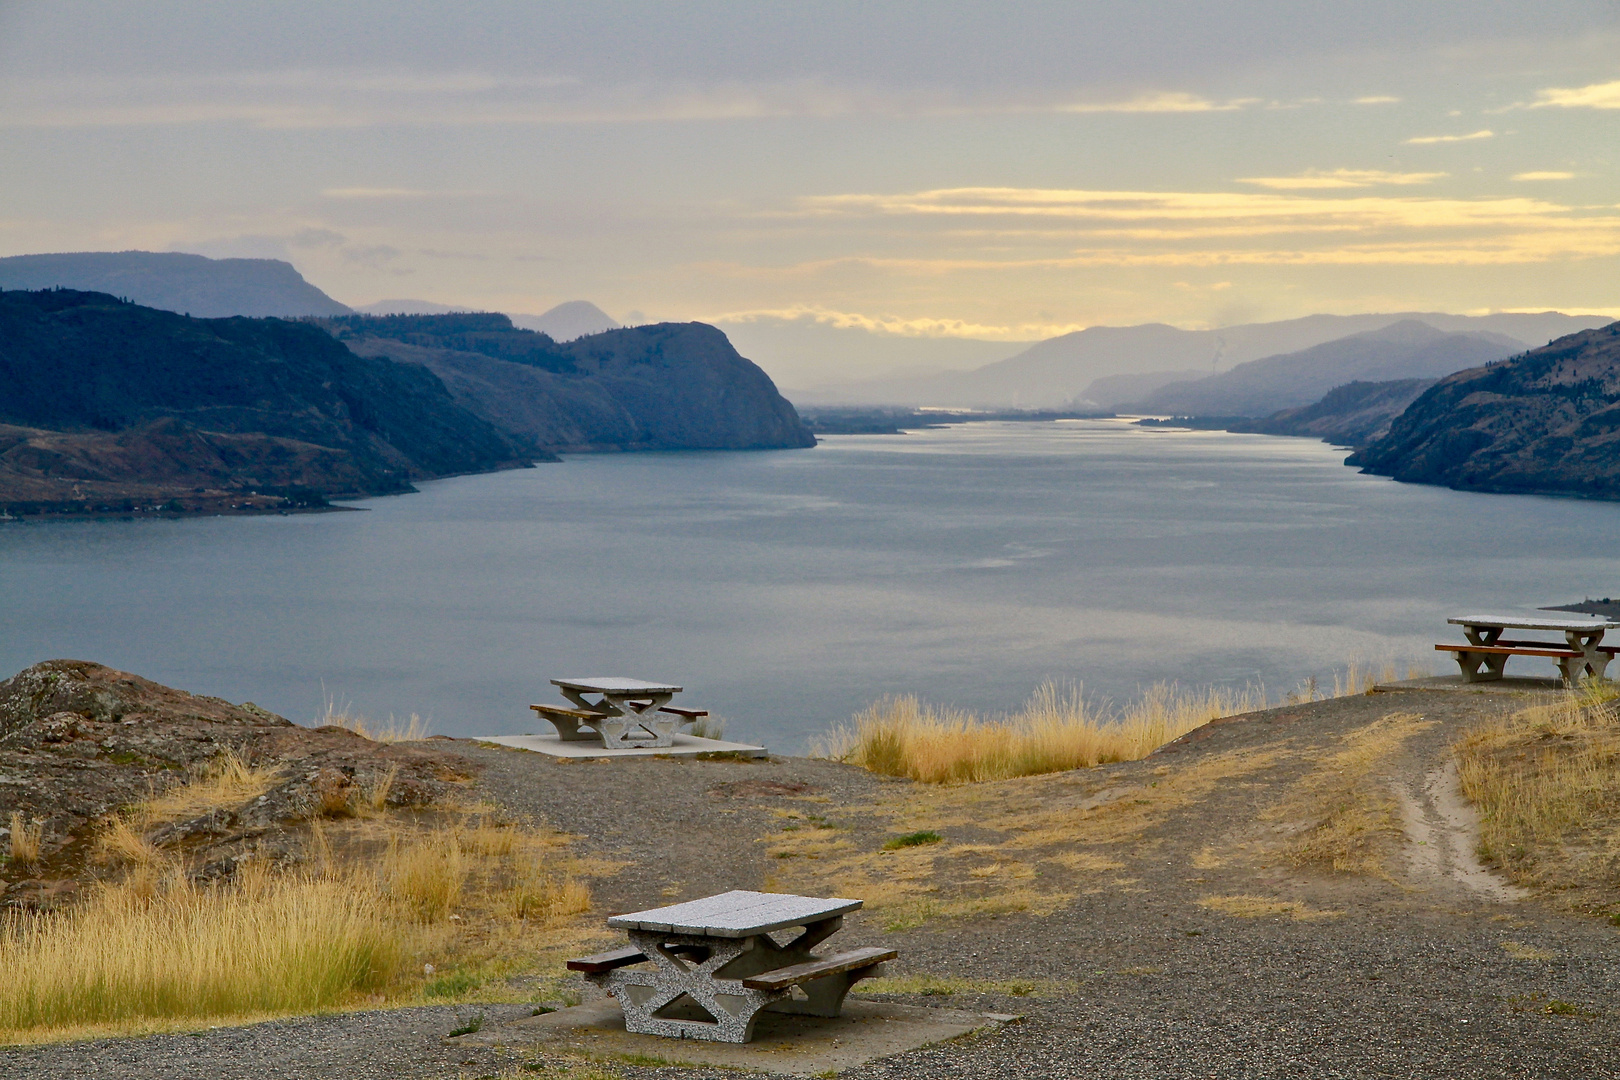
[6,812,44,868]
[383,828,467,921]
[143,751,280,824]
[882,831,942,850]
[815,681,1263,783]
[317,693,431,742]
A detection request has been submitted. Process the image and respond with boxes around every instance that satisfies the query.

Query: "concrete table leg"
[558,689,688,748]
[1562,629,1611,685]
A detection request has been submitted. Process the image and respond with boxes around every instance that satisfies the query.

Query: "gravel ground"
[6,685,1618,1078]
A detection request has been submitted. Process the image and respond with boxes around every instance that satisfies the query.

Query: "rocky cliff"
[324,314,816,452]
[1349,322,1620,499]
[0,289,528,514]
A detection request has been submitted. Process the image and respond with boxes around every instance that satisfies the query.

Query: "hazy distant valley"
[3,249,1619,513]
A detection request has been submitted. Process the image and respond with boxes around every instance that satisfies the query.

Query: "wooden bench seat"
[1435,643,1582,658]
[739,946,897,991]
[566,945,647,973]
[658,706,709,719]
[530,704,602,720]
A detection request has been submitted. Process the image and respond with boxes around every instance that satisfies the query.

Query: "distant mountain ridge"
[0,251,351,318]
[1349,322,1620,500]
[800,311,1610,408]
[1134,321,1524,418]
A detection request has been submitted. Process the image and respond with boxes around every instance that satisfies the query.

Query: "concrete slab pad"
[1375,675,1570,694]
[475,732,768,759]
[450,997,1010,1076]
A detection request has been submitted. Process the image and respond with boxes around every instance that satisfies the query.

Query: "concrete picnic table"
[1440,614,1618,685]
[567,890,896,1043]
[530,676,704,749]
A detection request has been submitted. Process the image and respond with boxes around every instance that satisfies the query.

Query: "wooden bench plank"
[658,706,710,718]
[740,947,897,991]
[1435,644,1581,658]
[566,945,647,973]
[531,704,603,720]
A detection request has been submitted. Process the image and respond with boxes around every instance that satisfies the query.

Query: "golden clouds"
[1237,169,1446,189]
[791,185,1620,269]
[1404,129,1494,144]
[1058,92,1258,114]
[1530,78,1620,110]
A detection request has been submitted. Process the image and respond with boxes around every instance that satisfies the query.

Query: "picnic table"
[530,676,708,749]
[1438,614,1618,685]
[567,890,896,1043]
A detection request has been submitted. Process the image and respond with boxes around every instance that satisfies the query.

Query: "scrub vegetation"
[1454,683,1620,917]
[0,787,597,1045]
[814,681,1266,783]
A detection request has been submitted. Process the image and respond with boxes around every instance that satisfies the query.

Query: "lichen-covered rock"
[0,659,475,908]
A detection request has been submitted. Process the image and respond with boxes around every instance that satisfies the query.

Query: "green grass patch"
[882,830,942,850]
[425,968,482,998]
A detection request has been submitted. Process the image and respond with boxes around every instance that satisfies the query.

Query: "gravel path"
[6,685,1619,1078]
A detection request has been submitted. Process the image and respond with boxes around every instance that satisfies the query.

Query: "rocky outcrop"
[1349,322,1620,499]
[0,289,531,513]
[1231,378,1437,446]
[326,314,816,451]
[0,660,472,905]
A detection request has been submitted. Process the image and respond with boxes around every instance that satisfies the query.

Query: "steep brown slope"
[1349,322,1620,498]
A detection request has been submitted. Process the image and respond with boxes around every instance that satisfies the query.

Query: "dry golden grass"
[318,695,431,742]
[142,751,281,824]
[360,762,399,815]
[815,681,1264,783]
[1,772,601,1044]
[6,812,43,868]
[0,863,404,1040]
[1454,684,1620,915]
[96,817,165,870]
[1198,895,1343,920]
[383,828,467,921]
[1266,711,1437,876]
[1501,940,1558,961]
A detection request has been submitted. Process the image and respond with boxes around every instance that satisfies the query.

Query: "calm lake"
[4,420,1616,751]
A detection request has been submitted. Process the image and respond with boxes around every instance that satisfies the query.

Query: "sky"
[1,1,1618,380]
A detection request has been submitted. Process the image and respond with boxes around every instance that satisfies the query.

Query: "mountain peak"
[509,301,621,341]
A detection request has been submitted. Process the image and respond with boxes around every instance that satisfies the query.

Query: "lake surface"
[4,420,1616,751]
